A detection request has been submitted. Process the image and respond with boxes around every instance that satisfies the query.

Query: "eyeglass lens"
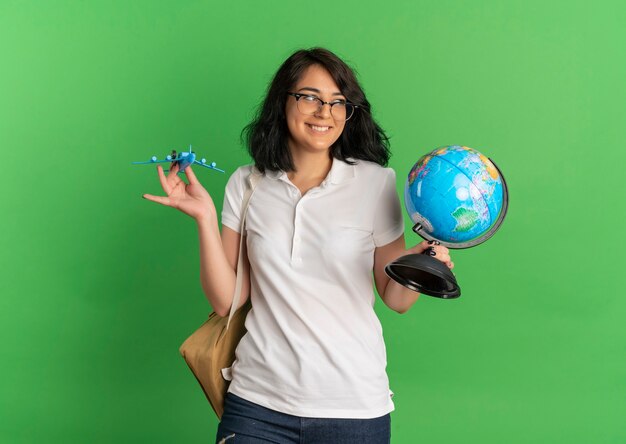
[296,96,354,121]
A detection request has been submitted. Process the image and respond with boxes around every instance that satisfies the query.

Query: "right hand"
[408,240,454,269]
[142,163,216,221]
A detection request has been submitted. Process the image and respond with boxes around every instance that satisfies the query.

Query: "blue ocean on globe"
[404,145,504,246]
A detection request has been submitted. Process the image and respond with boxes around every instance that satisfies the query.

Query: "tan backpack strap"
[226,168,263,329]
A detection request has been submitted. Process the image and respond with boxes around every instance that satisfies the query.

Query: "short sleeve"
[221,166,250,233]
[372,168,405,247]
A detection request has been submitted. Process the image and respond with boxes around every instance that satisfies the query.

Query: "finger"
[428,250,450,263]
[142,193,172,206]
[424,240,441,252]
[184,165,199,185]
[168,162,180,177]
[426,247,450,263]
[433,246,449,255]
[167,162,183,186]
[410,240,431,254]
[157,165,171,194]
[447,261,455,269]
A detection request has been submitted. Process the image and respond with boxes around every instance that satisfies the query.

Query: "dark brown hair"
[242,47,390,173]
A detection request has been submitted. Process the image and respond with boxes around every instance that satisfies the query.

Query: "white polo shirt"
[221,157,404,419]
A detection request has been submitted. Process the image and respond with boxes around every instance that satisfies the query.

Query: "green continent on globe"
[452,207,479,232]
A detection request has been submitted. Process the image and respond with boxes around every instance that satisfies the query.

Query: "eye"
[331,100,347,106]
[302,95,319,103]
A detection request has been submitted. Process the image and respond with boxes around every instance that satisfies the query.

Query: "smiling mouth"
[307,123,332,133]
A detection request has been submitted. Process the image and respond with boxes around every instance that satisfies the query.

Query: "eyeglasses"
[287,92,358,121]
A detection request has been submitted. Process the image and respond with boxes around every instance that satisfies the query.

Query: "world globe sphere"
[404,145,507,248]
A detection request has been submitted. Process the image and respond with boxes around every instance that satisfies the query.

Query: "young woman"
[143,48,453,443]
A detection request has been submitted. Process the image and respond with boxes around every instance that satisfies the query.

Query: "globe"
[404,145,507,248]
[386,145,508,298]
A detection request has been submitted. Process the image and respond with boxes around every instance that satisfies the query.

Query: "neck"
[288,149,333,181]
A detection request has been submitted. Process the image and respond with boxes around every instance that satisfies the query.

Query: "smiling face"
[285,64,347,157]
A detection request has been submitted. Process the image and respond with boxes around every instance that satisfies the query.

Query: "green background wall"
[1,0,624,442]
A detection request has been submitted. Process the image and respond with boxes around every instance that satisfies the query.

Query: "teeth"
[309,124,330,132]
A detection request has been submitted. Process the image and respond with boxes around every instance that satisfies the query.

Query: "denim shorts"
[216,392,391,443]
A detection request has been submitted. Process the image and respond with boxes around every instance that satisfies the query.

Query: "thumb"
[142,194,172,206]
[184,165,199,185]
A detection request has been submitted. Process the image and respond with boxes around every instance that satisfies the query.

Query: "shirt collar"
[264,157,356,185]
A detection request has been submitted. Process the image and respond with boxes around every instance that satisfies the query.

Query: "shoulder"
[226,164,254,187]
[349,158,398,183]
[230,164,254,179]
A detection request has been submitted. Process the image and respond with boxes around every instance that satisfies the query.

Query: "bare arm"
[373,235,454,314]
[142,163,248,317]
[197,220,250,317]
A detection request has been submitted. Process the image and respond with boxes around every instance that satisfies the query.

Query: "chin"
[310,138,340,151]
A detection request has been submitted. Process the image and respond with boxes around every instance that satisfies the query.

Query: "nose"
[315,103,332,119]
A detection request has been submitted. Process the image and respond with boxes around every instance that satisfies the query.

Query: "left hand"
[142,164,216,221]
[408,240,454,269]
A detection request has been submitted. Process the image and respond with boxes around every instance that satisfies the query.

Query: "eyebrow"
[297,87,344,97]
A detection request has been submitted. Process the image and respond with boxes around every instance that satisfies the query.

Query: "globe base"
[385,254,461,299]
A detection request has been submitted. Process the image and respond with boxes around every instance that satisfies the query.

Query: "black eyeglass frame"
[287,92,359,121]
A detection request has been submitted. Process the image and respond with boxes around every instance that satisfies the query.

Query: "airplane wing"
[193,160,225,173]
[131,159,177,165]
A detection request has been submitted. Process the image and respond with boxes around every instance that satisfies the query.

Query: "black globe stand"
[384,223,461,299]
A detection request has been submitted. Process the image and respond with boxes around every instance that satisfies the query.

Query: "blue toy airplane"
[132,145,224,173]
